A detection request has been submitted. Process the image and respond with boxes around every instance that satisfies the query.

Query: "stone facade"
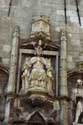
[0,0,83,125]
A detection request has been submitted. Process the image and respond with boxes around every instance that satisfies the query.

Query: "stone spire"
[4,26,20,123]
[60,29,68,96]
[60,29,69,125]
[7,26,20,93]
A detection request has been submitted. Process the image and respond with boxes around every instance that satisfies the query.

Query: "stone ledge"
[73,123,83,125]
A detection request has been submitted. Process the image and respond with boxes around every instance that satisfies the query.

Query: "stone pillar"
[4,26,20,123]
[60,30,69,125]
[7,26,20,93]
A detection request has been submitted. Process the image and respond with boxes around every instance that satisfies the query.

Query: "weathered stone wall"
[0,0,83,71]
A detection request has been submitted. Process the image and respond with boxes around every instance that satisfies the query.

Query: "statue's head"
[38,39,42,46]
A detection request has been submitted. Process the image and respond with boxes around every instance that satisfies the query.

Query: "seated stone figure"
[21,57,54,96]
[29,56,47,88]
[21,39,54,96]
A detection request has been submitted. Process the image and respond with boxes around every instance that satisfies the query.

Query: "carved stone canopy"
[20,18,60,51]
[31,19,51,40]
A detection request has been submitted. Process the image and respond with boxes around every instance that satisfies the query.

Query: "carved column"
[7,26,20,93]
[4,26,20,123]
[60,30,69,125]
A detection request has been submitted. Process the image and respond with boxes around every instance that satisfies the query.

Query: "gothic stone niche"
[68,71,83,124]
[31,18,51,40]
[17,40,59,105]
[11,19,60,125]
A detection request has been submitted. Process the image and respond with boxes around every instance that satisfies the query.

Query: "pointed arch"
[27,111,46,124]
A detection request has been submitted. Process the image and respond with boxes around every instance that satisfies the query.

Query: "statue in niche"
[47,59,54,96]
[74,100,83,123]
[21,40,54,96]
[21,58,30,93]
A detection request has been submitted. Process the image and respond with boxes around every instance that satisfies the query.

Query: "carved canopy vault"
[9,18,60,125]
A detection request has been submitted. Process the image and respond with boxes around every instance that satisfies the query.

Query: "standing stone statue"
[21,58,30,93]
[47,59,54,96]
[75,100,83,123]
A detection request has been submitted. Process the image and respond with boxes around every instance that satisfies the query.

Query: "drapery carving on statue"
[21,57,54,96]
[74,100,83,123]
